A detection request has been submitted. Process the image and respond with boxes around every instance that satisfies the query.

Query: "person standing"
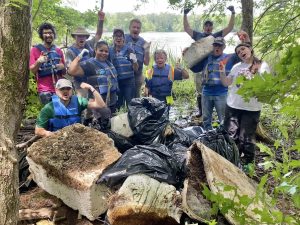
[65,10,105,96]
[35,79,106,137]
[125,18,151,98]
[29,23,66,104]
[68,41,119,114]
[183,6,236,117]
[220,43,271,169]
[109,28,139,108]
[145,49,189,103]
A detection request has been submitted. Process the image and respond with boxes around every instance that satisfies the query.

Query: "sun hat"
[71,27,90,38]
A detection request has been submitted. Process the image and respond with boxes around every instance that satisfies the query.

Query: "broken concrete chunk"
[183,35,214,68]
[107,174,182,225]
[27,124,121,221]
[110,112,133,137]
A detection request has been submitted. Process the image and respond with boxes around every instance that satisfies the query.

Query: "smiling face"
[203,24,213,34]
[42,29,54,45]
[213,44,224,56]
[75,35,89,48]
[129,21,141,38]
[236,45,253,63]
[55,87,73,103]
[155,52,167,68]
[95,44,109,61]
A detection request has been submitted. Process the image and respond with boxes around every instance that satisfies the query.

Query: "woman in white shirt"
[220,42,270,166]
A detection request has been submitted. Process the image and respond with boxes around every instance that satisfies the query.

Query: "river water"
[102,31,239,58]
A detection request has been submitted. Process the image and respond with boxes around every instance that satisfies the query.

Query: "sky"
[63,0,181,14]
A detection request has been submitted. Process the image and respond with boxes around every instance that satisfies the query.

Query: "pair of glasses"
[43,32,54,35]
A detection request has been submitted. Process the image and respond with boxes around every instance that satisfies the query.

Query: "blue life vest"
[125,34,145,71]
[202,54,230,86]
[35,44,63,78]
[109,45,134,80]
[86,58,118,95]
[146,64,174,100]
[49,95,81,131]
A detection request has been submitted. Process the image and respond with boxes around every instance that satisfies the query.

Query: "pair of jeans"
[38,92,54,105]
[117,77,136,109]
[223,105,260,164]
[202,94,227,131]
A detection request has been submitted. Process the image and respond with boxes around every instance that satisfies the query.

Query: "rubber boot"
[197,94,202,117]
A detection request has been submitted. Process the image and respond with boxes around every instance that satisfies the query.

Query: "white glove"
[129,53,137,63]
[143,42,151,53]
[37,55,47,64]
[78,49,89,59]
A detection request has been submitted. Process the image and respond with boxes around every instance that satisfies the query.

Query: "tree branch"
[32,0,43,22]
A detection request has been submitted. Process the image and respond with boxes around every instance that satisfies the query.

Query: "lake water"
[102,32,239,58]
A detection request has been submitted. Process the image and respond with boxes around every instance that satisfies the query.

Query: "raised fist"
[78,49,89,59]
[98,11,105,21]
[227,6,235,13]
[143,41,151,53]
[183,7,191,15]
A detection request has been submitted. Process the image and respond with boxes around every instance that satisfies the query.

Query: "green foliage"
[25,72,42,118]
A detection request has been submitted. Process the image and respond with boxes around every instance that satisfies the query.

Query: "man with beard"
[125,18,151,98]
[30,23,66,104]
[65,10,105,96]
[35,79,106,137]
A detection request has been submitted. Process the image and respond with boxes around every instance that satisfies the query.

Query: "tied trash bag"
[183,126,205,142]
[197,126,240,166]
[128,97,169,145]
[97,144,185,188]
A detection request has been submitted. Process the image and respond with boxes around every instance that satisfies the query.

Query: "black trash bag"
[128,97,169,145]
[97,143,184,188]
[159,124,192,147]
[183,126,205,142]
[197,126,240,166]
[103,130,135,154]
[19,150,36,193]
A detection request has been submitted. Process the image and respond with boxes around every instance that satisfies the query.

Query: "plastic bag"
[197,126,240,166]
[128,98,169,145]
[97,143,185,188]
[183,126,205,142]
[159,124,192,147]
[103,130,135,154]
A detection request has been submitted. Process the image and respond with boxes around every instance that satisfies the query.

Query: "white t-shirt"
[227,61,270,111]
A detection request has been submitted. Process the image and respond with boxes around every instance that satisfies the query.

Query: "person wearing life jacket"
[65,10,105,97]
[183,5,235,118]
[110,28,139,109]
[125,18,151,98]
[190,33,250,131]
[30,23,66,105]
[35,79,106,137]
[68,41,119,114]
[145,49,189,103]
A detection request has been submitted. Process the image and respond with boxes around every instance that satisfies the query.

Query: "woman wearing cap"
[219,42,270,168]
[109,28,139,109]
[68,41,119,114]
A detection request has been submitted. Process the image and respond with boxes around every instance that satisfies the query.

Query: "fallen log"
[27,124,121,221]
[256,122,275,144]
[107,174,182,225]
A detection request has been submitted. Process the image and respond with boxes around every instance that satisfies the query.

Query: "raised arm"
[143,41,151,66]
[80,82,106,109]
[219,61,233,86]
[68,52,86,76]
[183,8,193,38]
[94,11,105,42]
[222,6,235,37]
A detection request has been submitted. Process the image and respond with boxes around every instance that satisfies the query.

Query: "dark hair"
[95,40,109,50]
[38,22,56,40]
[234,42,252,55]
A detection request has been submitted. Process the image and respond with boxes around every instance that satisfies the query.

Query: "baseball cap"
[55,79,73,89]
[204,20,213,26]
[213,37,226,46]
[113,28,125,37]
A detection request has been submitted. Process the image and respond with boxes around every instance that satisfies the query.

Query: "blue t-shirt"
[192,30,223,41]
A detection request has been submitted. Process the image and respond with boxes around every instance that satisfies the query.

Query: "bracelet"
[91,88,96,93]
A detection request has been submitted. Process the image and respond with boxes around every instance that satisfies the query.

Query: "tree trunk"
[241,0,254,43]
[0,1,32,224]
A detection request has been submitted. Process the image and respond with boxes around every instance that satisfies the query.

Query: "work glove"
[143,41,151,53]
[78,49,89,59]
[37,52,47,63]
[227,6,235,14]
[129,53,137,63]
[183,7,191,15]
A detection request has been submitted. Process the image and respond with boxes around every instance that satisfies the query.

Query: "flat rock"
[107,174,182,225]
[183,35,214,68]
[27,124,121,221]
